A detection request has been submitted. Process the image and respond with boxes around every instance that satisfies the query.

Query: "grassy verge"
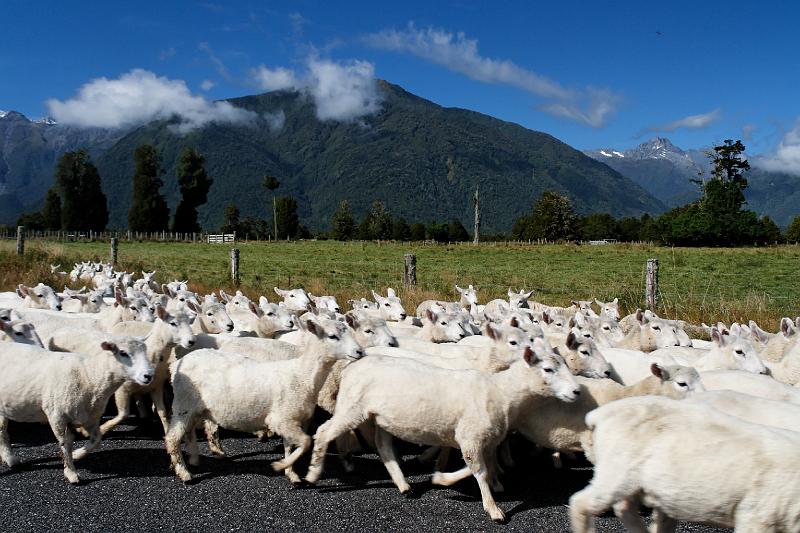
[1,239,797,330]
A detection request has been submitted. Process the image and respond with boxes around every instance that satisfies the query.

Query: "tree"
[358,201,392,240]
[512,190,577,241]
[426,222,449,242]
[448,217,470,241]
[172,148,212,232]
[786,215,800,243]
[410,222,426,241]
[128,145,169,232]
[54,150,108,231]
[16,211,45,231]
[275,196,300,239]
[220,204,240,234]
[41,188,62,230]
[758,216,782,245]
[331,200,356,240]
[392,217,411,241]
[579,213,618,241]
[263,175,280,239]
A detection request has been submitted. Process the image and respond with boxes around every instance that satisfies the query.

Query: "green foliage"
[447,218,470,242]
[786,216,800,243]
[579,213,618,240]
[128,145,169,232]
[426,222,449,242]
[512,190,577,241]
[392,217,411,241]
[172,148,212,233]
[358,201,392,240]
[410,222,426,241]
[758,216,782,245]
[275,196,300,239]
[220,204,240,234]
[41,188,62,230]
[16,211,45,231]
[54,150,108,231]
[331,200,356,240]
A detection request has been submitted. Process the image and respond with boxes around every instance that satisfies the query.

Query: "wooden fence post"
[110,237,119,266]
[16,226,25,256]
[231,248,240,286]
[403,253,417,287]
[646,258,659,310]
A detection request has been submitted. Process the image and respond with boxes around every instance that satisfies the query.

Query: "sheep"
[163,286,201,314]
[557,331,612,379]
[515,363,703,463]
[308,293,341,314]
[16,283,62,311]
[61,288,106,314]
[305,338,578,522]
[232,299,296,338]
[594,298,619,320]
[188,300,234,334]
[273,286,312,313]
[50,264,67,276]
[101,306,196,434]
[0,340,153,484]
[416,284,478,317]
[220,289,252,315]
[569,395,800,532]
[139,271,159,292]
[482,288,533,318]
[765,340,800,385]
[165,315,364,484]
[165,280,188,293]
[348,298,377,311]
[687,390,800,433]
[399,309,468,343]
[370,288,408,322]
[755,317,798,362]
[700,370,800,404]
[612,310,680,352]
[0,319,44,346]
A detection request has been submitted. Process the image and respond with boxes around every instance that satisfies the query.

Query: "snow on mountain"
[0,110,7,118]
[34,117,57,125]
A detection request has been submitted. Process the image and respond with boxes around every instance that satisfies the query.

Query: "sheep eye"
[37,294,43,298]
[440,322,447,326]
[119,351,129,358]
[207,313,213,317]
[290,295,295,298]
[653,326,661,331]
[130,306,137,311]
[267,312,275,317]
[15,332,24,337]
[170,322,178,327]
[364,330,374,334]
[180,298,185,302]
[384,303,390,307]
[603,326,610,331]
[580,350,590,356]
[677,381,687,387]
[328,334,339,340]
[544,368,555,373]
[735,349,744,355]
[509,340,518,346]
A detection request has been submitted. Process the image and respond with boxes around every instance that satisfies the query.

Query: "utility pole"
[472,184,481,245]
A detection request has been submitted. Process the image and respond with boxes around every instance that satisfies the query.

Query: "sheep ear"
[115,289,124,306]
[371,290,384,303]
[552,346,561,356]
[522,291,533,299]
[156,305,167,321]
[303,317,322,338]
[650,363,666,380]
[220,290,231,303]
[248,301,261,316]
[711,327,725,346]
[781,318,795,338]
[542,311,552,325]
[100,341,118,353]
[566,332,579,351]
[386,288,396,298]
[274,287,286,297]
[594,299,602,306]
[568,317,576,329]
[186,301,201,314]
[484,322,499,340]
[345,313,358,330]
[308,293,318,302]
[509,316,519,328]
[0,321,11,333]
[455,285,463,294]
[17,284,30,297]
[612,298,618,304]
[426,309,437,324]
[507,288,515,298]
[523,346,538,365]
[259,296,269,307]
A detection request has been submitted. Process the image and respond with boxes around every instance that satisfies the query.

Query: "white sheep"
[273,286,312,312]
[16,283,62,311]
[593,298,619,320]
[189,300,234,334]
[687,390,800,433]
[0,340,153,483]
[0,318,44,346]
[165,315,363,484]
[569,395,800,532]
[308,293,341,313]
[700,370,800,404]
[306,338,578,522]
[370,288,408,322]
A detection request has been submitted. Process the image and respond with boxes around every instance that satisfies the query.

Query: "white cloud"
[200,79,215,91]
[756,121,800,175]
[251,65,298,91]
[250,58,382,122]
[363,24,619,127]
[46,69,257,133]
[263,110,285,132]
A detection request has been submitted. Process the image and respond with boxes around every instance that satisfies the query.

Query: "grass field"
[1,239,798,330]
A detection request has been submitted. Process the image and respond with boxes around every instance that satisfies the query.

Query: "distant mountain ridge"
[0,81,664,230]
[585,137,800,226]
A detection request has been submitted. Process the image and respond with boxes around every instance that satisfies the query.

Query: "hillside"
[95,82,663,232]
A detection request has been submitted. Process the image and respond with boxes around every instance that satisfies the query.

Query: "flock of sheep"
[2,260,800,531]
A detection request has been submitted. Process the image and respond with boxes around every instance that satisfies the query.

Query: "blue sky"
[2,1,799,166]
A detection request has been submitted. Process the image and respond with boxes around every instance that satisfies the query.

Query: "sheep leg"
[464,448,504,523]
[165,414,193,482]
[431,465,472,486]
[335,432,359,473]
[100,388,131,435]
[418,445,441,464]
[49,417,79,484]
[569,483,620,533]
[150,386,170,435]
[435,446,451,472]
[71,424,101,461]
[612,499,648,533]
[486,447,505,493]
[306,412,366,485]
[280,439,302,485]
[185,419,201,466]
[0,416,19,468]
[498,439,514,468]
[374,427,411,495]
[649,508,677,533]
[269,421,311,479]
[202,420,226,458]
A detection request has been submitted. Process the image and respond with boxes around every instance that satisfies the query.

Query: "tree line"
[13,138,800,245]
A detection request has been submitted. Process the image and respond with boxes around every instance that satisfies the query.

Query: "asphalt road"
[1,418,731,532]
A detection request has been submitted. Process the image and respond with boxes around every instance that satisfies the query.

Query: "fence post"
[403,253,417,287]
[231,248,240,286]
[646,258,659,310]
[16,226,25,256]
[110,237,119,266]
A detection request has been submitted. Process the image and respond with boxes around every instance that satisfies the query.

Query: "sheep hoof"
[490,508,506,523]
[64,470,80,485]
[270,460,288,472]
[400,487,415,499]
[6,456,20,469]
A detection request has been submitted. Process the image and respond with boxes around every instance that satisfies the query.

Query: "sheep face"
[258,301,296,332]
[190,301,234,333]
[594,298,620,320]
[156,306,196,350]
[591,317,625,346]
[346,312,398,348]
[456,284,478,307]
[526,338,580,402]
[348,298,377,312]
[636,312,681,349]
[166,289,201,314]
[129,297,155,322]
[309,294,341,314]
[302,316,364,361]
[101,339,154,386]
[650,363,705,396]
[221,289,252,314]
[564,329,611,379]
[371,290,407,322]
[712,327,767,375]
[0,320,44,347]
[507,288,533,309]
[274,287,311,312]
[18,283,62,311]
[424,310,468,343]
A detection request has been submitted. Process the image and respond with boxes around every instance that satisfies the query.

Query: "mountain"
[2,82,664,231]
[0,111,127,223]
[585,137,800,226]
